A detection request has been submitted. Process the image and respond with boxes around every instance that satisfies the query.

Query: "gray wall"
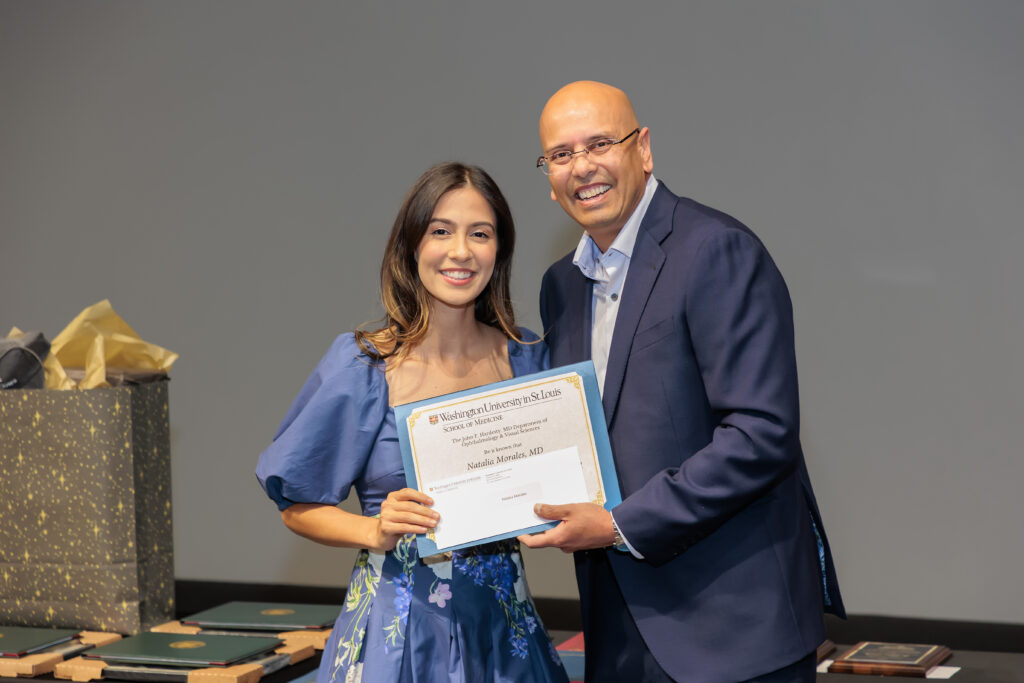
[2,1,1022,624]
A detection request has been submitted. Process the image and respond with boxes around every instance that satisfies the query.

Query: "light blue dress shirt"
[571,175,659,394]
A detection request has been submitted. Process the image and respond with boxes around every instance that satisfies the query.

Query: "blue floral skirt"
[318,536,569,683]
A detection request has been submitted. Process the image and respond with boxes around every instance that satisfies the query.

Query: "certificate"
[395,361,620,555]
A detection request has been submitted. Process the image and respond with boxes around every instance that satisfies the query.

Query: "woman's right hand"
[373,488,439,552]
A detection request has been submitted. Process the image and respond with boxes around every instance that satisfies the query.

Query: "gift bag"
[0,380,175,634]
[1,301,178,634]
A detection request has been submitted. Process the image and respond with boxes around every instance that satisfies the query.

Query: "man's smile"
[575,184,612,202]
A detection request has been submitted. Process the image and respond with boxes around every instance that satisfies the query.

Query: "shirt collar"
[572,175,658,279]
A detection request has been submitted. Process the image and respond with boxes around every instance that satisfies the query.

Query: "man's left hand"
[517,502,616,553]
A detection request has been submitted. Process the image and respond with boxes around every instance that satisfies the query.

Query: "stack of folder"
[81,631,284,668]
[0,626,120,679]
[154,601,337,653]
[180,602,338,633]
[1,626,81,658]
[43,603,337,682]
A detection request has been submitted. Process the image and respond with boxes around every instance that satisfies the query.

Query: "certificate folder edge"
[0,626,80,657]
[179,601,339,630]
[395,361,621,555]
[81,632,282,667]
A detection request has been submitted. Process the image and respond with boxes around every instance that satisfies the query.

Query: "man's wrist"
[610,515,627,551]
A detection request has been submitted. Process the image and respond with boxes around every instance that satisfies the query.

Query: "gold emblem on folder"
[169,640,205,649]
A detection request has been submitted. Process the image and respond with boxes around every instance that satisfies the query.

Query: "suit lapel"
[601,186,675,423]
[576,270,594,361]
[556,262,593,365]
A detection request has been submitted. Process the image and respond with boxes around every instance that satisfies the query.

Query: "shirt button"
[610,293,618,301]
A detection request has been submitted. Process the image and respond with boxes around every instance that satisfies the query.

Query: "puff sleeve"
[255,334,388,511]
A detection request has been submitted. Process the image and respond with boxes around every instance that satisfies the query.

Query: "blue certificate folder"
[395,361,620,556]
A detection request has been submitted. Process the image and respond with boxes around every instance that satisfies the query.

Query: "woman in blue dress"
[256,162,569,683]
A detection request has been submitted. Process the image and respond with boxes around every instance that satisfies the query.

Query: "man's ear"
[640,127,654,174]
[551,189,557,202]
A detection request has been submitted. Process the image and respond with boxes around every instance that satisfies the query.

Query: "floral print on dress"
[330,549,380,680]
[428,580,452,608]
[320,533,565,681]
[452,540,550,661]
[383,534,417,650]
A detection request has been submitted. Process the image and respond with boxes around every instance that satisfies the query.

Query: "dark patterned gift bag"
[1,301,177,634]
[0,381,175,633]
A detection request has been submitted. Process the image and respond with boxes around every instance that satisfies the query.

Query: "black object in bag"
[0,331,49,389]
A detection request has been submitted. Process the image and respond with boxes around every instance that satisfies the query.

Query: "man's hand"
[517,502,616,553]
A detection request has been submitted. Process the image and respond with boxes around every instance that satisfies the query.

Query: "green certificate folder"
[82,632,281,667]
[0,626,79,657]
[180,602,338,631]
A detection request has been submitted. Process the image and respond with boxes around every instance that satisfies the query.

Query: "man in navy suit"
[519,81,845,682]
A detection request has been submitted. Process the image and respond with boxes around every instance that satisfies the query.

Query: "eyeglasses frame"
[536,127,641,174]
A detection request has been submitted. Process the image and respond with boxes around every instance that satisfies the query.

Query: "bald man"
[520,81,845,683]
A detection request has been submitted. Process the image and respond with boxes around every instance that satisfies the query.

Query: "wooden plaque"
[828,641,952,677]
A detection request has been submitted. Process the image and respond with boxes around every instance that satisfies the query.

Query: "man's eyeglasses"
[536,128,640,175]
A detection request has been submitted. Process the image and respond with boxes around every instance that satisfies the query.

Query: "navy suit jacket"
[540,182,844,682]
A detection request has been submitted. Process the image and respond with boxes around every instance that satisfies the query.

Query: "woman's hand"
[372,488,439,552]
